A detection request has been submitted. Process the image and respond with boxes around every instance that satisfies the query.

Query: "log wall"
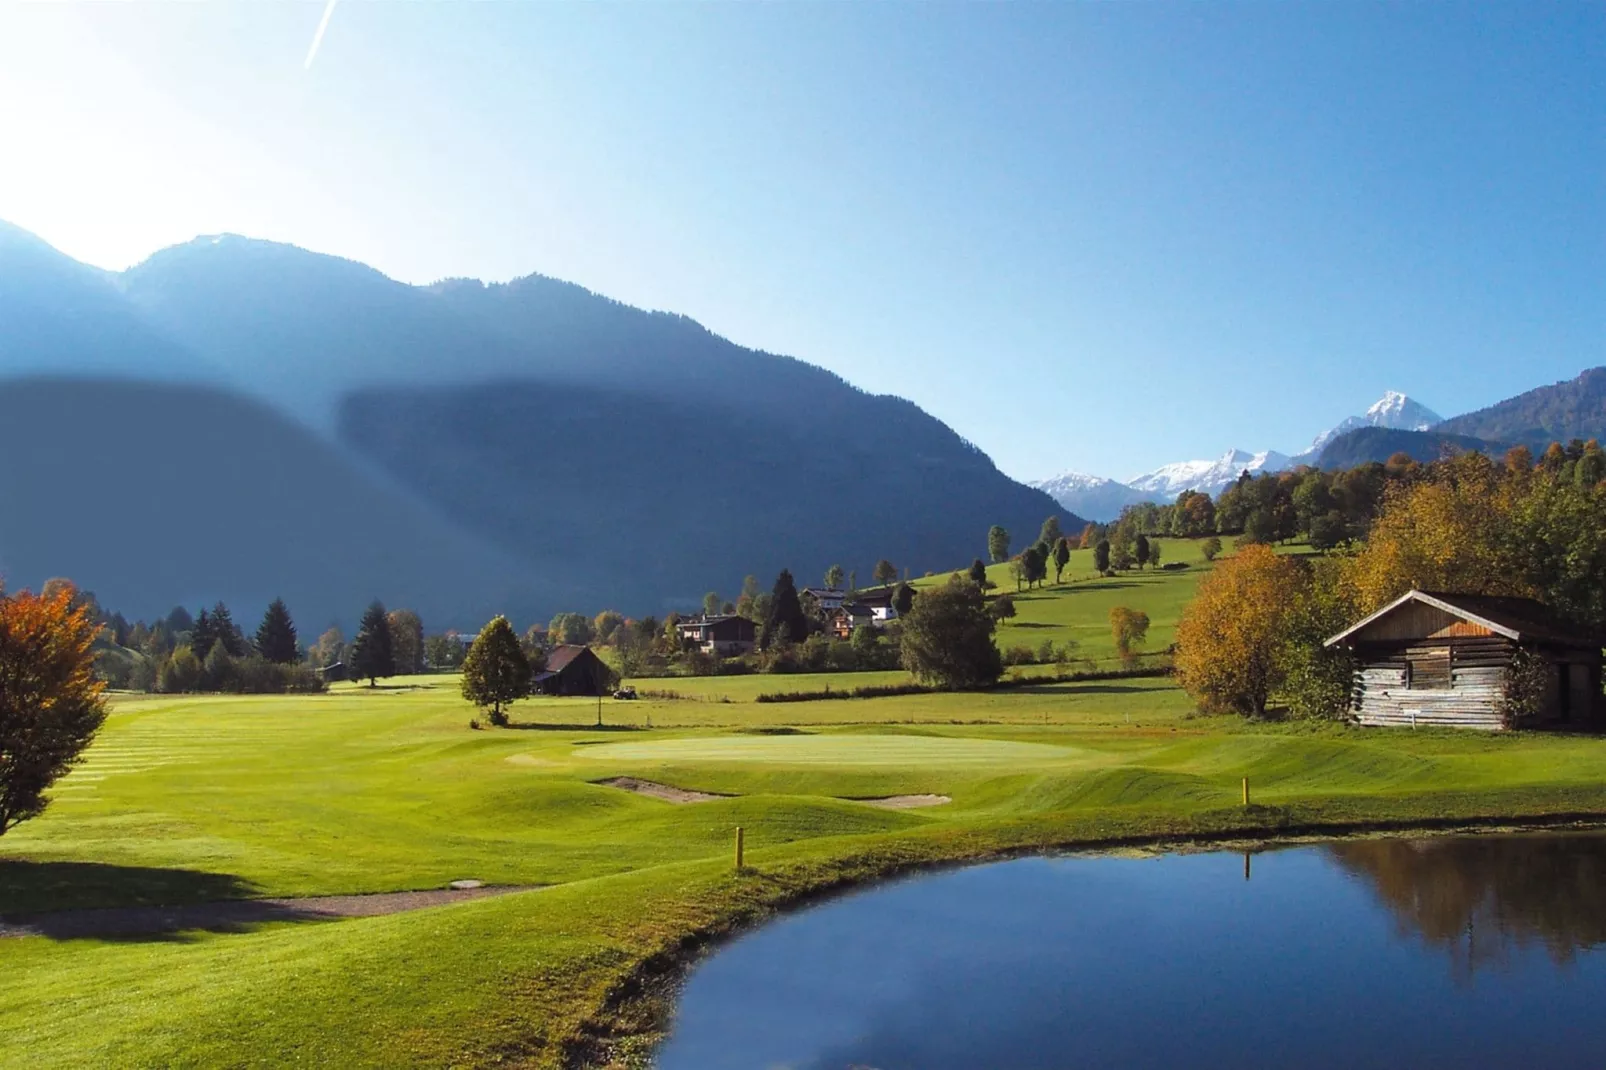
[1351,636,1540,731]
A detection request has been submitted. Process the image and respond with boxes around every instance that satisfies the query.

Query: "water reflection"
[1328,833,1606,972]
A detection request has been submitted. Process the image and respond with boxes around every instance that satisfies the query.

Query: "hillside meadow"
[5,538,1606,1067]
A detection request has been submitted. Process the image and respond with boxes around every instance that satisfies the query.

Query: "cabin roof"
[544,644,593,672]
[1324,590,1602,650]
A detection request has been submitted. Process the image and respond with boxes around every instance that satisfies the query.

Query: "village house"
[852,587,901,623]
[800,587,847,611]
[830,602,876,640]
[533,644,612,697]
[677,614,757,657]
[1324,590,1605,730]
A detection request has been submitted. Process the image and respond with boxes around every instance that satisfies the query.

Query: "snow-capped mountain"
[1127,448,1293,500]
[1035,392,1442,518]
[1031,471,1155,523]
[1298,391,1442,462]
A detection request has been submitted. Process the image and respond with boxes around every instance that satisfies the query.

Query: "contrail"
[304,0,341,70]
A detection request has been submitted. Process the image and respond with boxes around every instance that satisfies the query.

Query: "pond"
[656,832,1606,1069]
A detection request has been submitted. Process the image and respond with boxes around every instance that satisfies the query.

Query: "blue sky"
[0,3,1600,482]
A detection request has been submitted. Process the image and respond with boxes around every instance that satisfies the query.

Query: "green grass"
[7,671,1606,1067]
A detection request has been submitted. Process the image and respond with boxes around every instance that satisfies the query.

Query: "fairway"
[573,734,1078,766]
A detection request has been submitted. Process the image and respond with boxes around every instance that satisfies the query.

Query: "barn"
[1324,590,1605,730]
[533,645,612,697]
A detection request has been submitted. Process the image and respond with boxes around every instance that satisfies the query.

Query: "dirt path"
[0,885,532,940]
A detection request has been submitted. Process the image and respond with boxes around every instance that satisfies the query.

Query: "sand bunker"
[598,777,730,804]
[854,794,953,809]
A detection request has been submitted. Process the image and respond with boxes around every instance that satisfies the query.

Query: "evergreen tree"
[1135,534,1151,569]
[1093,539,1111,573]
[254,598,299,664]
[1052,537,1071,583]
[460,616,531,726]
[987,525,1011,564]
[210,602,246,657]
[762,569,808,649]
[349,601,395,687]
[191,608,216,662]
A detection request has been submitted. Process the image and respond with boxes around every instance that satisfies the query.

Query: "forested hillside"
[1315,427,1506,469]
[1438,368,1606,452]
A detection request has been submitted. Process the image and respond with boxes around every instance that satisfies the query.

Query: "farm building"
[678,614,757,657]
[533,645,612,697]
[1324,590,1605,730]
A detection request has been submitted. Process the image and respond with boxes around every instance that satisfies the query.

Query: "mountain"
[1296,391,1443,463]
[1437,368,1606,453]
[1127,449,1293,500]
[2,224,1072,619]
[1314,426,1508,470]
[0,379,552,630]
[1030,472,1154,524]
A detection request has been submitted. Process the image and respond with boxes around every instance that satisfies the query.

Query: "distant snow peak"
[1303,392,1442,458]
[1126,447,1291,499]
[1031,470,1153,524]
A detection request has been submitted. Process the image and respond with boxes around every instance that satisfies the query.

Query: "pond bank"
[564,801,1606,1069]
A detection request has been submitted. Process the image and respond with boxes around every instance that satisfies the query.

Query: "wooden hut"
[533,645,612,697]
[1324,590,1604,730]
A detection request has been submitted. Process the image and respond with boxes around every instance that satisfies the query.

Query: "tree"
[593,610,625,644]
[968,558,988,588]
[899,577,1003,690]
[386,609,425,674]
[548,612,594,647]
[1039,516,1064,547]
[702,591,722,618]
[1078,523,1099,550]
[825,564,845,591]
[987,525,1011,564]
[1147,541,1163,570]
[254,598,299,664]
[0,583,109,835]
[893,582,916,616]
[1108,607,1151,666]
[460,616,531,726]
[425,632,466,671]
[1175,545,1303,718]
[158,645,203,693]
[348,601,395,687]
[762,569,808,649]
[1020,544,1047,588]
[988,594,1017,621]
[1052,537,1071,583]
[1201,536,1222,562]
[1135,534,1151,570]
[191,607,217,662]
[210,602,246,657]
[873,559,898,588]
[310,627,345,672]
[1093,539,1111,573]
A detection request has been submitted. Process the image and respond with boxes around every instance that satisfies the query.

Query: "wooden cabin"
[677,614,756,658]
[1324,590,1604,730]
[532,645,612,697]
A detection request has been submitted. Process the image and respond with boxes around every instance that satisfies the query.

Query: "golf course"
[6,539,1606,1069]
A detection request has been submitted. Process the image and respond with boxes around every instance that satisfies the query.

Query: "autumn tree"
[825,564,845,591]
[349,601,395,687]
[254,598,299,665]
[460,616,531,726]
[988,525,1011,564]
[548,612,594,646]
[0,583,109,835]
[593,610,625,644]
[899,577,1002,690]
[873,559,899,588]
[1078,523,1099,550]
[1108,607,1151,666]
[386,609,425,675]
[1175,545,1304,718]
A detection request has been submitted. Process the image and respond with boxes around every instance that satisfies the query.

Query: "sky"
[0,2,1601,482]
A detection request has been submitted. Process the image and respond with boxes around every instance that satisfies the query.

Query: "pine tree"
[211,602,246,657]
[191,608,216,662]
[1053,537,1071,583]
[349,601,395,687]
[763,569,808,649]
[460,616,531,726]
[254,599,299,664]
[968,558,988,588]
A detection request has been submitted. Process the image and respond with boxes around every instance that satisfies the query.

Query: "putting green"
[573,734,1078,767]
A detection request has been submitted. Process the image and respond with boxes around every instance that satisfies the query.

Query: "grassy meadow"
[5,538,1606,1068]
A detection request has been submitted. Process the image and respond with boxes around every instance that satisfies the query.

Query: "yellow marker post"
[1242,777,1250,807]
[734,826,745,871]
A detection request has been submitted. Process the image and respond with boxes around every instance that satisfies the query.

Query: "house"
[830,602,876,639]
[1324,590,1605,730]
[533,644,612,697]
[801,587,847,611]
[853,587,902,623]
[677,614,757,657]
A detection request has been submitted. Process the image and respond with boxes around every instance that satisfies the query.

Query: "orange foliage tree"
[0,582,109,835]
[1175,545,1305,718]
